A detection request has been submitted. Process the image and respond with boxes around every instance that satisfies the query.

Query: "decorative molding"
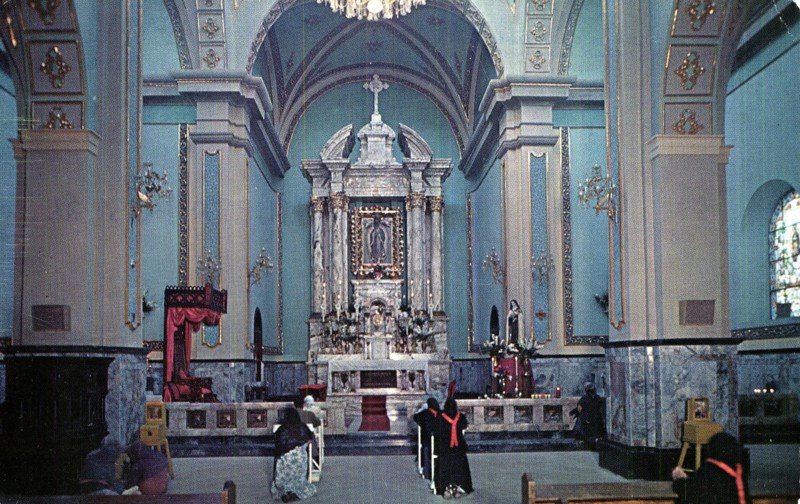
[686,0,716,31]
[27,0,61,26]
[557,0,585,75]
[43,106,72,128]
[428,196,444,213]
[276,193,284,353]
[178,124,189,286]
[39,45,71,88]
[202,47,222,69]
[163,0,193,69]
[310,196,326,214]
[143,340,165,352]
[201,16,220,39]
[671,107,704,134]
[330,191,349,211]
[731,323,800,340]
[406,191,426,210]
[674,50,705,90]
[466,194,475,351]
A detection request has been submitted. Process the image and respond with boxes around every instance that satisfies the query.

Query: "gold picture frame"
[350,206,404,279]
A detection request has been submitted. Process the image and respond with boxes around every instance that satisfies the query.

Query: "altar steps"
[168,432,583,457]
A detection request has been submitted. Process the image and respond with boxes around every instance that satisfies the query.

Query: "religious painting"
[687,397,710,421]
[350,206,404,279]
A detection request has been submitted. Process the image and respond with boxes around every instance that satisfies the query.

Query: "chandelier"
[317,0,427,20]
[577,163,618,221]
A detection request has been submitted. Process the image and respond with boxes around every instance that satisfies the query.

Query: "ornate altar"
[302,75,452,405]
[162,284,227,402]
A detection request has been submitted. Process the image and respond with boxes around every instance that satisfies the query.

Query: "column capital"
[406,191,426,211]
[310,196,327,214]
[428,195,444,213]
[329,192,349,210]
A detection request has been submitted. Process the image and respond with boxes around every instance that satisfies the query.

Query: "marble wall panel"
[106,354,147,445]
[737,352,800,396]
[263,361,307,397]
[190,362,256,402]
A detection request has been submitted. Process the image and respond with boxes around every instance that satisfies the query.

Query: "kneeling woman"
[434,398,474,498]
[271,408,317,502]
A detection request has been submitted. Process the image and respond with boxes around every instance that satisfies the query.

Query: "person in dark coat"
[413,397,440,480]
[433,398,473,499]
[271,407,316,502]
[574,382,605,449]
[125,440,170,495]
[672,432,750,504]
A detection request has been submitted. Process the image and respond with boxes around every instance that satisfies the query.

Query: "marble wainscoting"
[600,342,738,480]
[262,361,307,397]
[450,355,606,397]
[106,352,147,445]
[737,351,800,395]
[189,361,256,402]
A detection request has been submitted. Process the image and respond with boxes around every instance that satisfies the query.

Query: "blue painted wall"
[470,158,504,347]
[569,0,604,82]
[74,0,98,131]
[725,28,800,330]
[0,42,16,338]
[142,0,181,74]
[284,83,468,359]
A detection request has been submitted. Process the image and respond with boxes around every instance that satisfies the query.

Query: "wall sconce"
[197,249,222,287]
[531,251,554,285]
[578,163,617,221]
[135,162,172,213]
[482,247,504,285]
[249,247,274,286]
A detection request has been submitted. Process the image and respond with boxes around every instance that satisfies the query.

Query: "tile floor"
[168,444,800,504]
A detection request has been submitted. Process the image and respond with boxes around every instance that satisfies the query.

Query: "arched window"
[769,192,800,319]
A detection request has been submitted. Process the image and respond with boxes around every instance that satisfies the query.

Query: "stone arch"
[245,0,504,76]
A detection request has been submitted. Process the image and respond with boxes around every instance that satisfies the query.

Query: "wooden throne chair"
[162,284,227,402]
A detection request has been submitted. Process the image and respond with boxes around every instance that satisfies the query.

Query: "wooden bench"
[0,481,235,504]
[751,496,800,504]
[522,474,676,504]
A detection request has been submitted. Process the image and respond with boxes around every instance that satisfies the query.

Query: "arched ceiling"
[253,2,497,152]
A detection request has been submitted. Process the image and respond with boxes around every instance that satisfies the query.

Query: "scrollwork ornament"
[530,0,548,11]
[674,51,705,91]
[686,0,715,31]
[672,108,704,135]
[28,0,61,25]
[201,17,220,39]
[202,48,222,69]
[428,196,444,213]
[529,49,547,71]
[530,20,549,43]
[43,107,72,129]
[40,46,71,89]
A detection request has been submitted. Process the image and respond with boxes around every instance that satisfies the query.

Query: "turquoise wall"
[284,83,468,359]
[74,0,98,131]
[248,157,280,350]
[725,29,800,330]
[0,43,16,338]
[470,158,504,347]
[569,0,604,82]
[143,0,181,74]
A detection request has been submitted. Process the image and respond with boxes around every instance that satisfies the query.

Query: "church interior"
[0,0,798,501]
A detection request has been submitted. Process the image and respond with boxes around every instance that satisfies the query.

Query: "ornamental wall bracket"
[674,51,705,91]
[248,247,274,286]
[28,0,61,25]
[40,46,71,89]
[672,108,704,135]
[687,0,716,31]
[482,247,505,285]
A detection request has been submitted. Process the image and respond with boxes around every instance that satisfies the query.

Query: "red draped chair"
[163,284,227,402]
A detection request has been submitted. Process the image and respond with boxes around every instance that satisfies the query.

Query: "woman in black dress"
[433,398,474,498]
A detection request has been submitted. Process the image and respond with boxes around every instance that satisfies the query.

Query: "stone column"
[310,196,326,314]
[428,195,444,312]
[330,192,349,313]
[406,191,426,310]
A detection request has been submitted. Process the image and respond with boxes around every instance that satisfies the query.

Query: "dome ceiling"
[253,2,497,152]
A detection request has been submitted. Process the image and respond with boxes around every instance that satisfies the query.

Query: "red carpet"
[359,395,390,431]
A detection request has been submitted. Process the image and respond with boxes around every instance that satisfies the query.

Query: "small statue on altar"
[506,299,522,347]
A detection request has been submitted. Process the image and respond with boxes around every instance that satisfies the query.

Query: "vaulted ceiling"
[253,2,497,152]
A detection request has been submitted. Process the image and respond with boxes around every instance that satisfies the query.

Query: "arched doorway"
[254,307,263,381]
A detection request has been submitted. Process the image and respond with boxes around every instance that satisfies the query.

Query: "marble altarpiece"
[301,77,452,413]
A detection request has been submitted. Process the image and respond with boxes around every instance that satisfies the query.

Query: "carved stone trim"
[178,124,189,285]
[466,194,476,351]
[277,193,284,353]
[557,0,585,75]
[405,191,426,211]
[310,196,326,214]
[731,323,800,340]
[163,0,193,69]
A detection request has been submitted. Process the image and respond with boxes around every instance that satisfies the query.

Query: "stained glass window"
[769,192,800,319]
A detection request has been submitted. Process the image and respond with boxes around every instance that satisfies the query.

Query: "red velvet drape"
[164,307,221,386]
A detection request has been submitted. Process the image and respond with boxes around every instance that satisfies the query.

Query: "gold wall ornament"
[672,108,704,135]
[482,247,504,285]
[40,46,71,89]
[428,196,444,213]
[530,21,549,43]
[202,48,221,69]
[674,51,705,90]
[330,192,349,210]
[310,196,326,214]
[686,0,715,31]
[350,207,404,279]
[529,49,547,71]
[43,106,72,129]
[28,0,61,25]
[201,17,220,39]
[405,191,426,211]
[530,0,549,11]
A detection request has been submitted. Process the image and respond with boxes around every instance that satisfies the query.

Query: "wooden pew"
[751,496,800,504]
[0,481,236,504]
[522,474,676,504]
